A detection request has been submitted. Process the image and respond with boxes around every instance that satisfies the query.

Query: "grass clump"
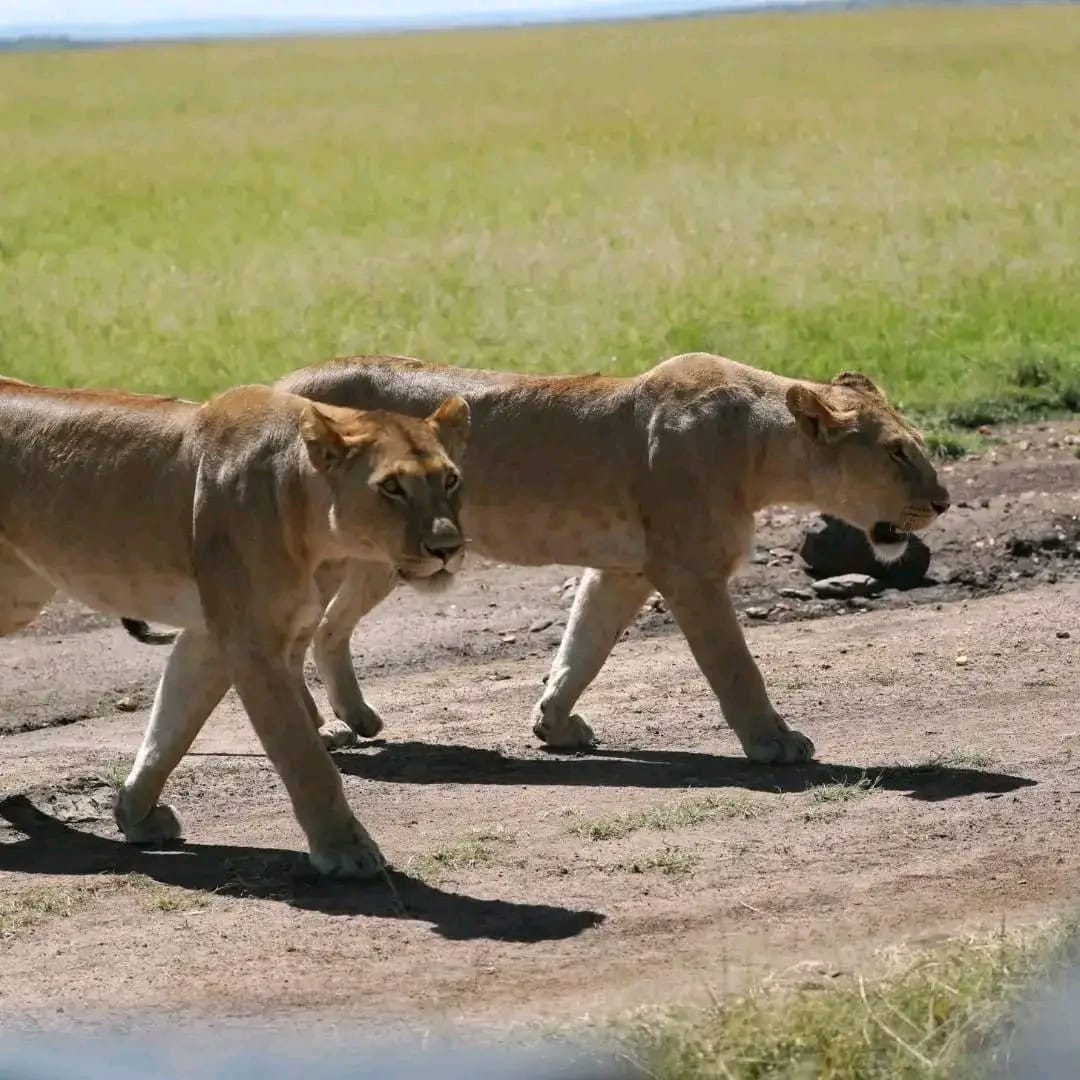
[572,794,765,842]
[808,774,882,805]
[410,827,515,883]
[629,924,1078,1079]
[618,848,701,879]
[0,885,93,939]
[913,749,1000,772]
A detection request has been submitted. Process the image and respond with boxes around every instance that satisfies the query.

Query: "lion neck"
[744,399,819,513]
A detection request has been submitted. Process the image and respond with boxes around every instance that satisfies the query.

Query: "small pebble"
[1057,630,1071,640]
[955,655,969,666]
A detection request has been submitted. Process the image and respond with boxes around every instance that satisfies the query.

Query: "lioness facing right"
[0,376,469,875]
[275,352,949,765]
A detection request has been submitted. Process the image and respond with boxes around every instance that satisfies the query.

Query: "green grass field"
[2,6,1078,423]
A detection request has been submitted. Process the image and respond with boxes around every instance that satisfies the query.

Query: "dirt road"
[1,424,1077,1032]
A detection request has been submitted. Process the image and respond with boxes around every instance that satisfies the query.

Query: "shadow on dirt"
[0,795,604,943]
[332,741,1036,802]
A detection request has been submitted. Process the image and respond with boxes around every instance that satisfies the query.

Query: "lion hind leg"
[0,543,55,637]
[115,629,230,843]
[531,569,651,748]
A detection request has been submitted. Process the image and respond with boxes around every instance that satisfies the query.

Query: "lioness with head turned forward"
[276,352,949,763]
[0,376,469,875]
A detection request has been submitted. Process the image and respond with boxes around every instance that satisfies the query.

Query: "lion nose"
[421,519,464,563]
[931,499,950,516]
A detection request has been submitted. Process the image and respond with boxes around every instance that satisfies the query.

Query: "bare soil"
[1,423,1077,1034]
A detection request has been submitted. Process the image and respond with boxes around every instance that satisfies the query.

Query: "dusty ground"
[0,423,1077,1034]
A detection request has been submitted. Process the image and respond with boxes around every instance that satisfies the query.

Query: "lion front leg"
[312,561,396,739]
[648,563,815,764]
[115,629,230,843]
[531,569,652,748]
[288,634,360,751]
[228,639,385,878]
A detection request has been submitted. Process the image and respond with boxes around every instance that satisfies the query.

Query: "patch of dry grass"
[629,923,1079,1079]
[572,793,766,841]
[410,827,516,883]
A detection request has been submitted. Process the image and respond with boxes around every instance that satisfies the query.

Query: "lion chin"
[868,521,911,564]
[398,567,458,594]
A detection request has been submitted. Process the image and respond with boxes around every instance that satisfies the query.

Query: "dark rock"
[799,515,931,589]
[810,574,884,600]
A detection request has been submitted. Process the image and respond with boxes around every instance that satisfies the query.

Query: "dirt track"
[1,424,1078,1032]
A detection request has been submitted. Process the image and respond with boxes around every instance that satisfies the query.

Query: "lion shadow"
[0,795,603,943]
[332,741,1036,802]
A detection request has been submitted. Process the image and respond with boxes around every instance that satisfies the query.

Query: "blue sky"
[0,0,736,32]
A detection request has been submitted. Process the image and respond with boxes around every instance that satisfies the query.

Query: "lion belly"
[464,502,647,569]
[15,549,204,630]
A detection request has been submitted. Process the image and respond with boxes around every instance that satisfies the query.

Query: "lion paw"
[319,718,361,750]
[115,796,183,844]
[308,819,386,879]
[532,707,596,749]
[743,729,815,765]
[336,701,384,740]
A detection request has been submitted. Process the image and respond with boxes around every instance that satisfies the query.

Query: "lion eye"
[379,476,406,501]
[445,471,461,494]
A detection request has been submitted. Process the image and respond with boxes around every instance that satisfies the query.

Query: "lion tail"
[120,618,178,646]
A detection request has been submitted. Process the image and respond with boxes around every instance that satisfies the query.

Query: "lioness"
[272,352,949,765]
[0,376,469,875]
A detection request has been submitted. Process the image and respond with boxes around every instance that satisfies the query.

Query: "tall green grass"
[1,7,1077,416]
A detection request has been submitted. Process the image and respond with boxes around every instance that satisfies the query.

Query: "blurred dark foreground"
[0,1033,640,1079]
[1,958,1077,1079]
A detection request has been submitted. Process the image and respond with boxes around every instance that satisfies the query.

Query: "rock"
[529,618,554,633]
[744,606,771,619]
[779,587,814,601]
[810,574,884,600]
[115,697,138,713]
[799,514,931,589]
[1057,630,1071,640]
[955,655,969,666]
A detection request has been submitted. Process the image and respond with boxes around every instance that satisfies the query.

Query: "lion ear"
[786,385,858,445]
[832,371,887,402]
[427,396,470,461]
[300,403,350,473]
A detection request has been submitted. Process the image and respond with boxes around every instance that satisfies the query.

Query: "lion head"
[300,395,470,589]
[786,372,950,561]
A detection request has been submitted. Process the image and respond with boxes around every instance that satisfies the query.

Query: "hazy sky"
[0,0,720,29]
